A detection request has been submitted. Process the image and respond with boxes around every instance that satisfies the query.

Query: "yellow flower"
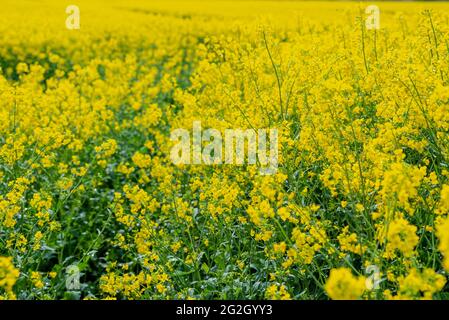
[31,272,44,289]
[0,257,20,296]
[33,231,44,251]
[394,268,446,300]
[132,152,151,169]
[436,216,449,272]
[265,284,291,300]
[95,139,118,158]
[437,185,449,215]
[338,226,366,255]
[277,207,290,221]
[16,62,29,74]
[273,242,287,255]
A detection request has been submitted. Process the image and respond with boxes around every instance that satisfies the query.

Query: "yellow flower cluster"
[0,0,449,300]
[383,218,419,259]
[265,284,291,300]
[0,257,19,299]
[437,217,449,272]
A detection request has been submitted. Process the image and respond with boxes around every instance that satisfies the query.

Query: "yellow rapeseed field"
[1,0,449,300]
